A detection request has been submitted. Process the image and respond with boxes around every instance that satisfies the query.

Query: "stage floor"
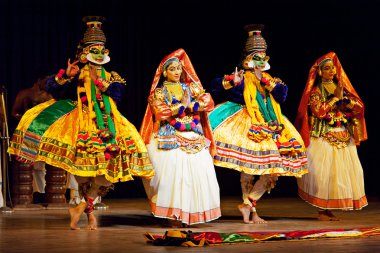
[1,196,379,253]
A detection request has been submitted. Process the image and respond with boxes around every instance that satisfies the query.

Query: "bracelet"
[94,78,110,92]
[55,75,69,85]
[170,103,184,116]
[222,78,234,90]
[261,77,276,92]
[54,69,70,85]
[327,97,340,107]
[346,99,356,109]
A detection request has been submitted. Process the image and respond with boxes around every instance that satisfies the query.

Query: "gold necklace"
[322,80,336,94]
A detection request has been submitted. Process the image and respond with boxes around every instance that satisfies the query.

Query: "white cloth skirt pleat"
[143,134,221,225]
[298,137,367,210]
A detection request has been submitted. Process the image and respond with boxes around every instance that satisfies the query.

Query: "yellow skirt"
[211,104,307,177]
[8,99,154,183]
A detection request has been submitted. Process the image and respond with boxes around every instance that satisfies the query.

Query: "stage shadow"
[98,214,316,228]
[219,215,316,221]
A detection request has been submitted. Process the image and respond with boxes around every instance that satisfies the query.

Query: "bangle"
[94,78,110,92]
[327,97,339,107]
[346,99,356,109]
[222,78,234,90]
[198,101,205,111]
[55,75,69,85]
[170,103,184,115]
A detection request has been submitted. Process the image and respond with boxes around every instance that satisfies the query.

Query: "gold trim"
[346,99,356,109]
[110,71,126,84]
[222,78,234,90]
[55,75,70,85]
[170,103,183,115]
[327,97,339,107]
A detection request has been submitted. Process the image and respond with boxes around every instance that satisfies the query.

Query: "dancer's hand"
[233,67,244,86]
[66,59,79,78]
[181,90,191,108]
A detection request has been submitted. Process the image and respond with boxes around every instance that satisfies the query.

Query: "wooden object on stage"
[44,164,68,208]
[11,161,42,210]
[11,162,33,205]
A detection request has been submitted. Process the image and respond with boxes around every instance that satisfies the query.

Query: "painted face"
[89,44,107,63]
[243,52,269,70]
[165,61,182,82]
[252,52,268,70]
[320,61,336,82]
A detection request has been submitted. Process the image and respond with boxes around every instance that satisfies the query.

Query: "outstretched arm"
[209,68,245,104]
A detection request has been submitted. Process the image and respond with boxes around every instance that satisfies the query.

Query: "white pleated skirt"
[297,136,367,210]
[143,134,221,225]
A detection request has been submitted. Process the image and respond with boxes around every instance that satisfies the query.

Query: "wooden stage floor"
[1,196,379,253]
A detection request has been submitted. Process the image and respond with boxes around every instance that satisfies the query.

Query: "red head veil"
[139,48,216,155]
[294,52,367,147]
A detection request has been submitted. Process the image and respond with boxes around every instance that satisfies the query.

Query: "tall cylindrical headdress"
[82,16,106,45]
[243,24,267,56]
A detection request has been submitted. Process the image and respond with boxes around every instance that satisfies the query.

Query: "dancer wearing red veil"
[295,52,368,221]
[140,48,221,226]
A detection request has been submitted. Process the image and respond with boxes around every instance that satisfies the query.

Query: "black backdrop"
[0,0,378,199]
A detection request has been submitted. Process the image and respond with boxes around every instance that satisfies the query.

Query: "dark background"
[0,0,378,200]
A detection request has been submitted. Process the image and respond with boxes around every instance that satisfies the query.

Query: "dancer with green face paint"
[8,16,154,230]
[208,24,308,224]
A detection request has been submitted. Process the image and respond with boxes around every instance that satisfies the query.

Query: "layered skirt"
[143,133,221,225]
[297,137,368,210]
[8,99,154,183]
[209,101,308,177]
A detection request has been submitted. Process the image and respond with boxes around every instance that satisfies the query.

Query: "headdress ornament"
[162,57,181,71]
[244,24,267,56]
[82,16,107,45]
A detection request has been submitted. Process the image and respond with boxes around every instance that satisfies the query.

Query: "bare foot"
[86,213,97,230]
[238,204,252,224]
[69,207,82,230]
[69,202,87,230]
[251,212,267,224]
[318,210,340,221]
[168,219,182,228]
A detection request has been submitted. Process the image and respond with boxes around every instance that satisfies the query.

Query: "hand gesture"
[334,81,344,100]
[181,90,191,108]
[233,67,244,86]
[66,59,79,78]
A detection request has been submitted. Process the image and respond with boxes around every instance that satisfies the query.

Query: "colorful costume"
[140,48,221,225]
[208,24,308,213]
[295,52,368,210]
[8,17,153,193]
